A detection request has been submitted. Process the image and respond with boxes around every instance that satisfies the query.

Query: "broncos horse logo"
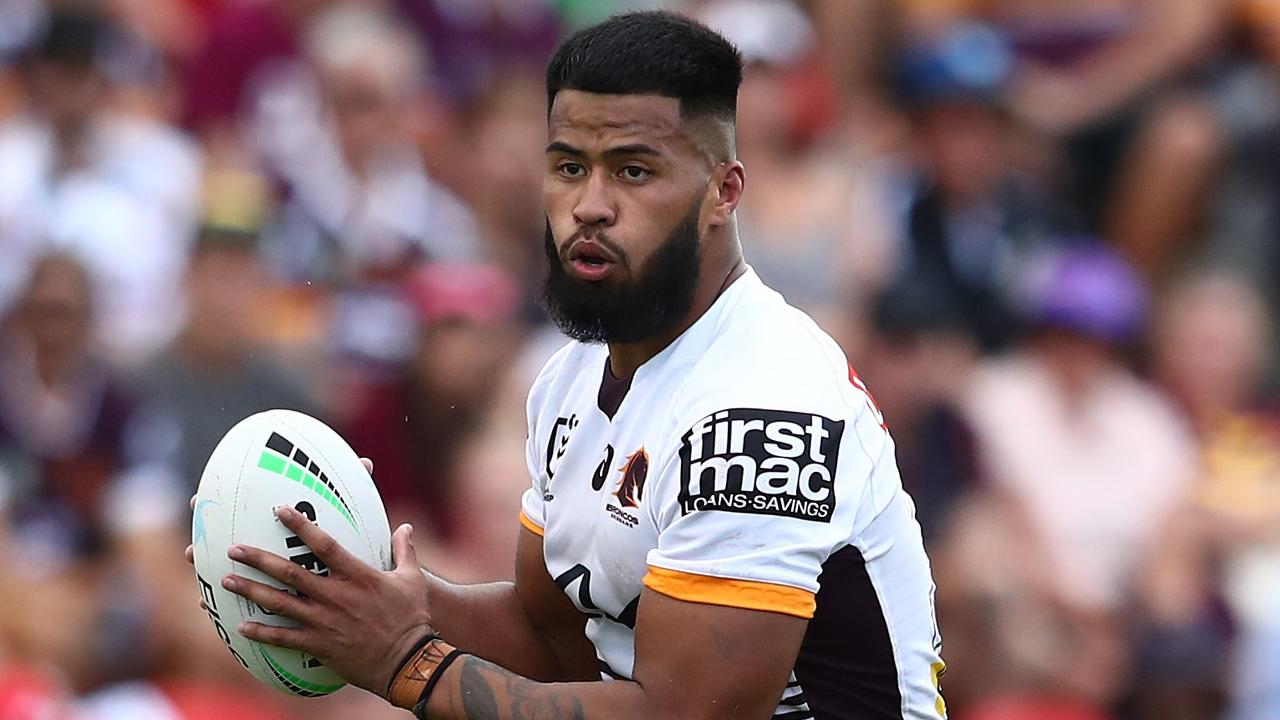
[615,448,649,509]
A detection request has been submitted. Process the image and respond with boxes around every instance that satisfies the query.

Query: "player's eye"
[557,162,586,178]
[619,165,653,182]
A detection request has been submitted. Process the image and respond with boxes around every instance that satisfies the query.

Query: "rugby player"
[206,11,947,719]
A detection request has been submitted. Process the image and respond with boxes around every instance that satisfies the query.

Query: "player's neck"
[606,256,746,379]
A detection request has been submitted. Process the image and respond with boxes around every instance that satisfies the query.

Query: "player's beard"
[542,201,702,345]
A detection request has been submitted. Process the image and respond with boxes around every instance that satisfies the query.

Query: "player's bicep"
[632,588,808,720]
[513,527,598,681]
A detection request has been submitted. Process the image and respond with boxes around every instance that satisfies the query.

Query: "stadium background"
[2,0,1280,718]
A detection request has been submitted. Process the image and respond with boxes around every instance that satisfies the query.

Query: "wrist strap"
[387,633,439,697]
[387,634,461,710]
[412,648,465,718]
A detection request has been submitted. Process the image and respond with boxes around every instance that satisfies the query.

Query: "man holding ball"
[198,12,946,719]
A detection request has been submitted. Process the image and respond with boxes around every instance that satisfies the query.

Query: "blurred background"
[1,0,1279,718]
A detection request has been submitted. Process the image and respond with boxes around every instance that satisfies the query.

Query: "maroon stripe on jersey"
[794,545,903,719]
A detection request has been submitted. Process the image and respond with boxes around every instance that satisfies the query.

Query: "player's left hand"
[220,504,433,697]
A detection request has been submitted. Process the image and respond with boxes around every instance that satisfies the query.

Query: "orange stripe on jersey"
[518,510,545,537]
[643,565,816,619]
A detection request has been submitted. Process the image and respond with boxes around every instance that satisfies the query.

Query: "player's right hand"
[226,504,432,697]
[184,457,376,566]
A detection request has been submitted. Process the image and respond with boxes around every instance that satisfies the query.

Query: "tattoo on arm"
[459,659,500,718]
[424,655,587,720]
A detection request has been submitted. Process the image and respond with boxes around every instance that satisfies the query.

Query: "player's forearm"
[425,574,589,682]
[419,654,650,720]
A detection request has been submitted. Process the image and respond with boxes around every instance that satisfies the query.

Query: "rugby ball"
[191,409,392,697]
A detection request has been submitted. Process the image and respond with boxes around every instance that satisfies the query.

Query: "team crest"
[615,448,649,508]
[605,448,649,528]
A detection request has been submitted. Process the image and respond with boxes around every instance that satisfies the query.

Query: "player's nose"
[572,173,617,227]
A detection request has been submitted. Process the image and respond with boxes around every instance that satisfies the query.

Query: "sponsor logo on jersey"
[592,444,614,491]
[678,408,843,522]
[543,414,579,499]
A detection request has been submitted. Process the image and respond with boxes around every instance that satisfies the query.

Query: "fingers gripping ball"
[192,410,392,696]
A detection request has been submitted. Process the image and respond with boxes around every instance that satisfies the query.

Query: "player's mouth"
[567,239,619,281]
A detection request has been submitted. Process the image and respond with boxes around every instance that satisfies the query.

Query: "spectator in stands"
[889,21,1084,354]
[134,223,318,491]
[181,0,320,136]
[418,415,532,585]
[860,281,983,548]
[698,0,879,349]
[0,253,185,689]
[1149,271,1277,720]
[994,0,1228,279]
[393,0,562,105]
[0,5,202,365]
[807,0,896,118]
[454,67,552,323]
[1194,3,1280,390]
[249,3,480,282]
[947,245,1195,715]
[342,263,520,542]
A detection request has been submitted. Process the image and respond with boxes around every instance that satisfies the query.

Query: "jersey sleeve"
[516,340,582,536]
[518,351,559,537]
[519,385,548,536]
[643,401,885,619]
[519,442,546,538]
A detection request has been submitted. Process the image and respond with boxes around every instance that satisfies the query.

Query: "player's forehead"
[547,90,695,156]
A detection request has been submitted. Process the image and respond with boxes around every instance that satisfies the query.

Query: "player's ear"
[706,161,745,228]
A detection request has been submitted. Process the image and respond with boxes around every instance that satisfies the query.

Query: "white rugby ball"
[191,409,392,697]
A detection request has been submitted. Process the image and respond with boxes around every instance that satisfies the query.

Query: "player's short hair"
[546,11,744,123]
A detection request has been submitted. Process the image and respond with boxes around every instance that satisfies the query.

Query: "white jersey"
[520,269,947,719]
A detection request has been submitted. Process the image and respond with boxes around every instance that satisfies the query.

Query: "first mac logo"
[678,408,843,522]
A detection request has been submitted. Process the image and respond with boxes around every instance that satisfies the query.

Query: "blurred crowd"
[2,0,1280,719]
